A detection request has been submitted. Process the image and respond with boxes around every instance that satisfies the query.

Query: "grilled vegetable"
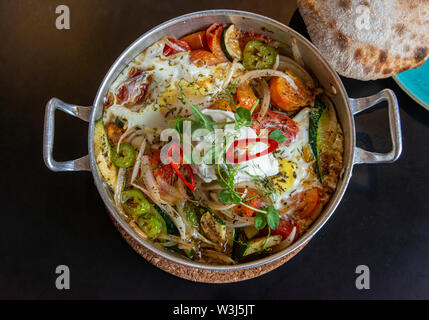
[243,225,259,240]
[121,189,151,218]
[221,24,242,61]
[200,212,227,244]
[137,215,162,238]
[269,73,314,112]
[111,143,136,168]
[154,205,179,236]
[240,235,282,257]
[309,99,327,181]
[242,40,277,70]
[93,118,117,188]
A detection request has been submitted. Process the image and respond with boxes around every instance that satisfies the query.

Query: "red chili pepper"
[167,143,195,191]
[163,38,191,56]
[225,138,279,164]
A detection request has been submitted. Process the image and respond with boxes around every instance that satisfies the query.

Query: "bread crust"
[298,0,429,80]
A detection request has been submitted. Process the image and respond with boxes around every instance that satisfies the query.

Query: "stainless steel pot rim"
[43,9,402,273]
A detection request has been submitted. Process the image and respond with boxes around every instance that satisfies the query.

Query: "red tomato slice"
[163,38,191,56]
[252,110,299,146]
[260,216,299,241]
[272,217,299,241]
[180,31,208,50]
[206,23,228,62]
[189,49,219,66]
[147,149,176,185]
[291,188,320,218]
[234,83,259,111]
[233,189,263,217]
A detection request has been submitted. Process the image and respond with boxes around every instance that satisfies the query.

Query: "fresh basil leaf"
[269,129,287,143]
[254,212,267,230]
[266,206,280,230]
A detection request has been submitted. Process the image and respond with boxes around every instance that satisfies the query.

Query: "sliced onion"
[131,136,146,183]
[257,79,270,121]
[222,60,238,89]
[139,155,161,202]
[270,226,297,254]
[221,208,255,224]
[291,36,305,67]
[116,126,138,153]
[273,54,280,70]
[278,55,315,89]
[237,69,297,90]
[158,234,194,249]
[129,220,148,240]
[114,168,126,214]
[201,249,236,265]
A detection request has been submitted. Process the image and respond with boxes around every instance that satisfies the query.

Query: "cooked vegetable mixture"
[94,23,344,265]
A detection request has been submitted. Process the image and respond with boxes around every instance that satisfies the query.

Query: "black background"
[1,0,428,299]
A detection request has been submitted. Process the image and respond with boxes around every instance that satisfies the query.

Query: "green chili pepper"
[186,209,199,227]
[111,143,136,168]
[121,189,150,217]
[242,40,277,70]
[137,215,162,238]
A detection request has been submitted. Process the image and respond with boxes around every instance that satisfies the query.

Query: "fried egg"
[271,108,321,209]
[103,39,235,130]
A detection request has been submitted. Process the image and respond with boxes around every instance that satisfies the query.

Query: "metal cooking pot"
[43,10,402,273]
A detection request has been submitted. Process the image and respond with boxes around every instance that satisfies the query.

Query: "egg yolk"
[272,159,297,192]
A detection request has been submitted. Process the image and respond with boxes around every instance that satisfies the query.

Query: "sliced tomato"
[189,49,219,66]
[234,83,259,111]
[208,99,234,112]
[260,216,299,241]
[163,38,191,56]
[180,31,207,50]
[252,110,299,146]
[270,73,314,112]
[206,23,228,62]
[291,188,320,218]
[233,189,262,217]
[147,149,176,185]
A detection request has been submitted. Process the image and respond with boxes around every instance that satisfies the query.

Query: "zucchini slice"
[243,225,259,240]
[309,97,338,181]
[200,212,227,244]
[221,24,242,61]
[240,235,282,257]
[94,118,117,189]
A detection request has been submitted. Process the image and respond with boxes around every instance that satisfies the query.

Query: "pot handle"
[43,98,92,172]
[349,89,402,165]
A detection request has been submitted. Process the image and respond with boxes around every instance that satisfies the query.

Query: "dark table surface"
[1,0,428,299]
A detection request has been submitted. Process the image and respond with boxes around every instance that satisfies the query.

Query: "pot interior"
[89,10,355,271]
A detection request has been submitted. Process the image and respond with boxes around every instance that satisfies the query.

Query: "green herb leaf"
[254,212,267,230]
[269,129,287,143]
[219,189,241,204]
[234,107,252,129]
[180,88,214,132]
[266,206,280,230]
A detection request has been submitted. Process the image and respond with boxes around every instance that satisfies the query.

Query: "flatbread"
[297,0,429,80]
